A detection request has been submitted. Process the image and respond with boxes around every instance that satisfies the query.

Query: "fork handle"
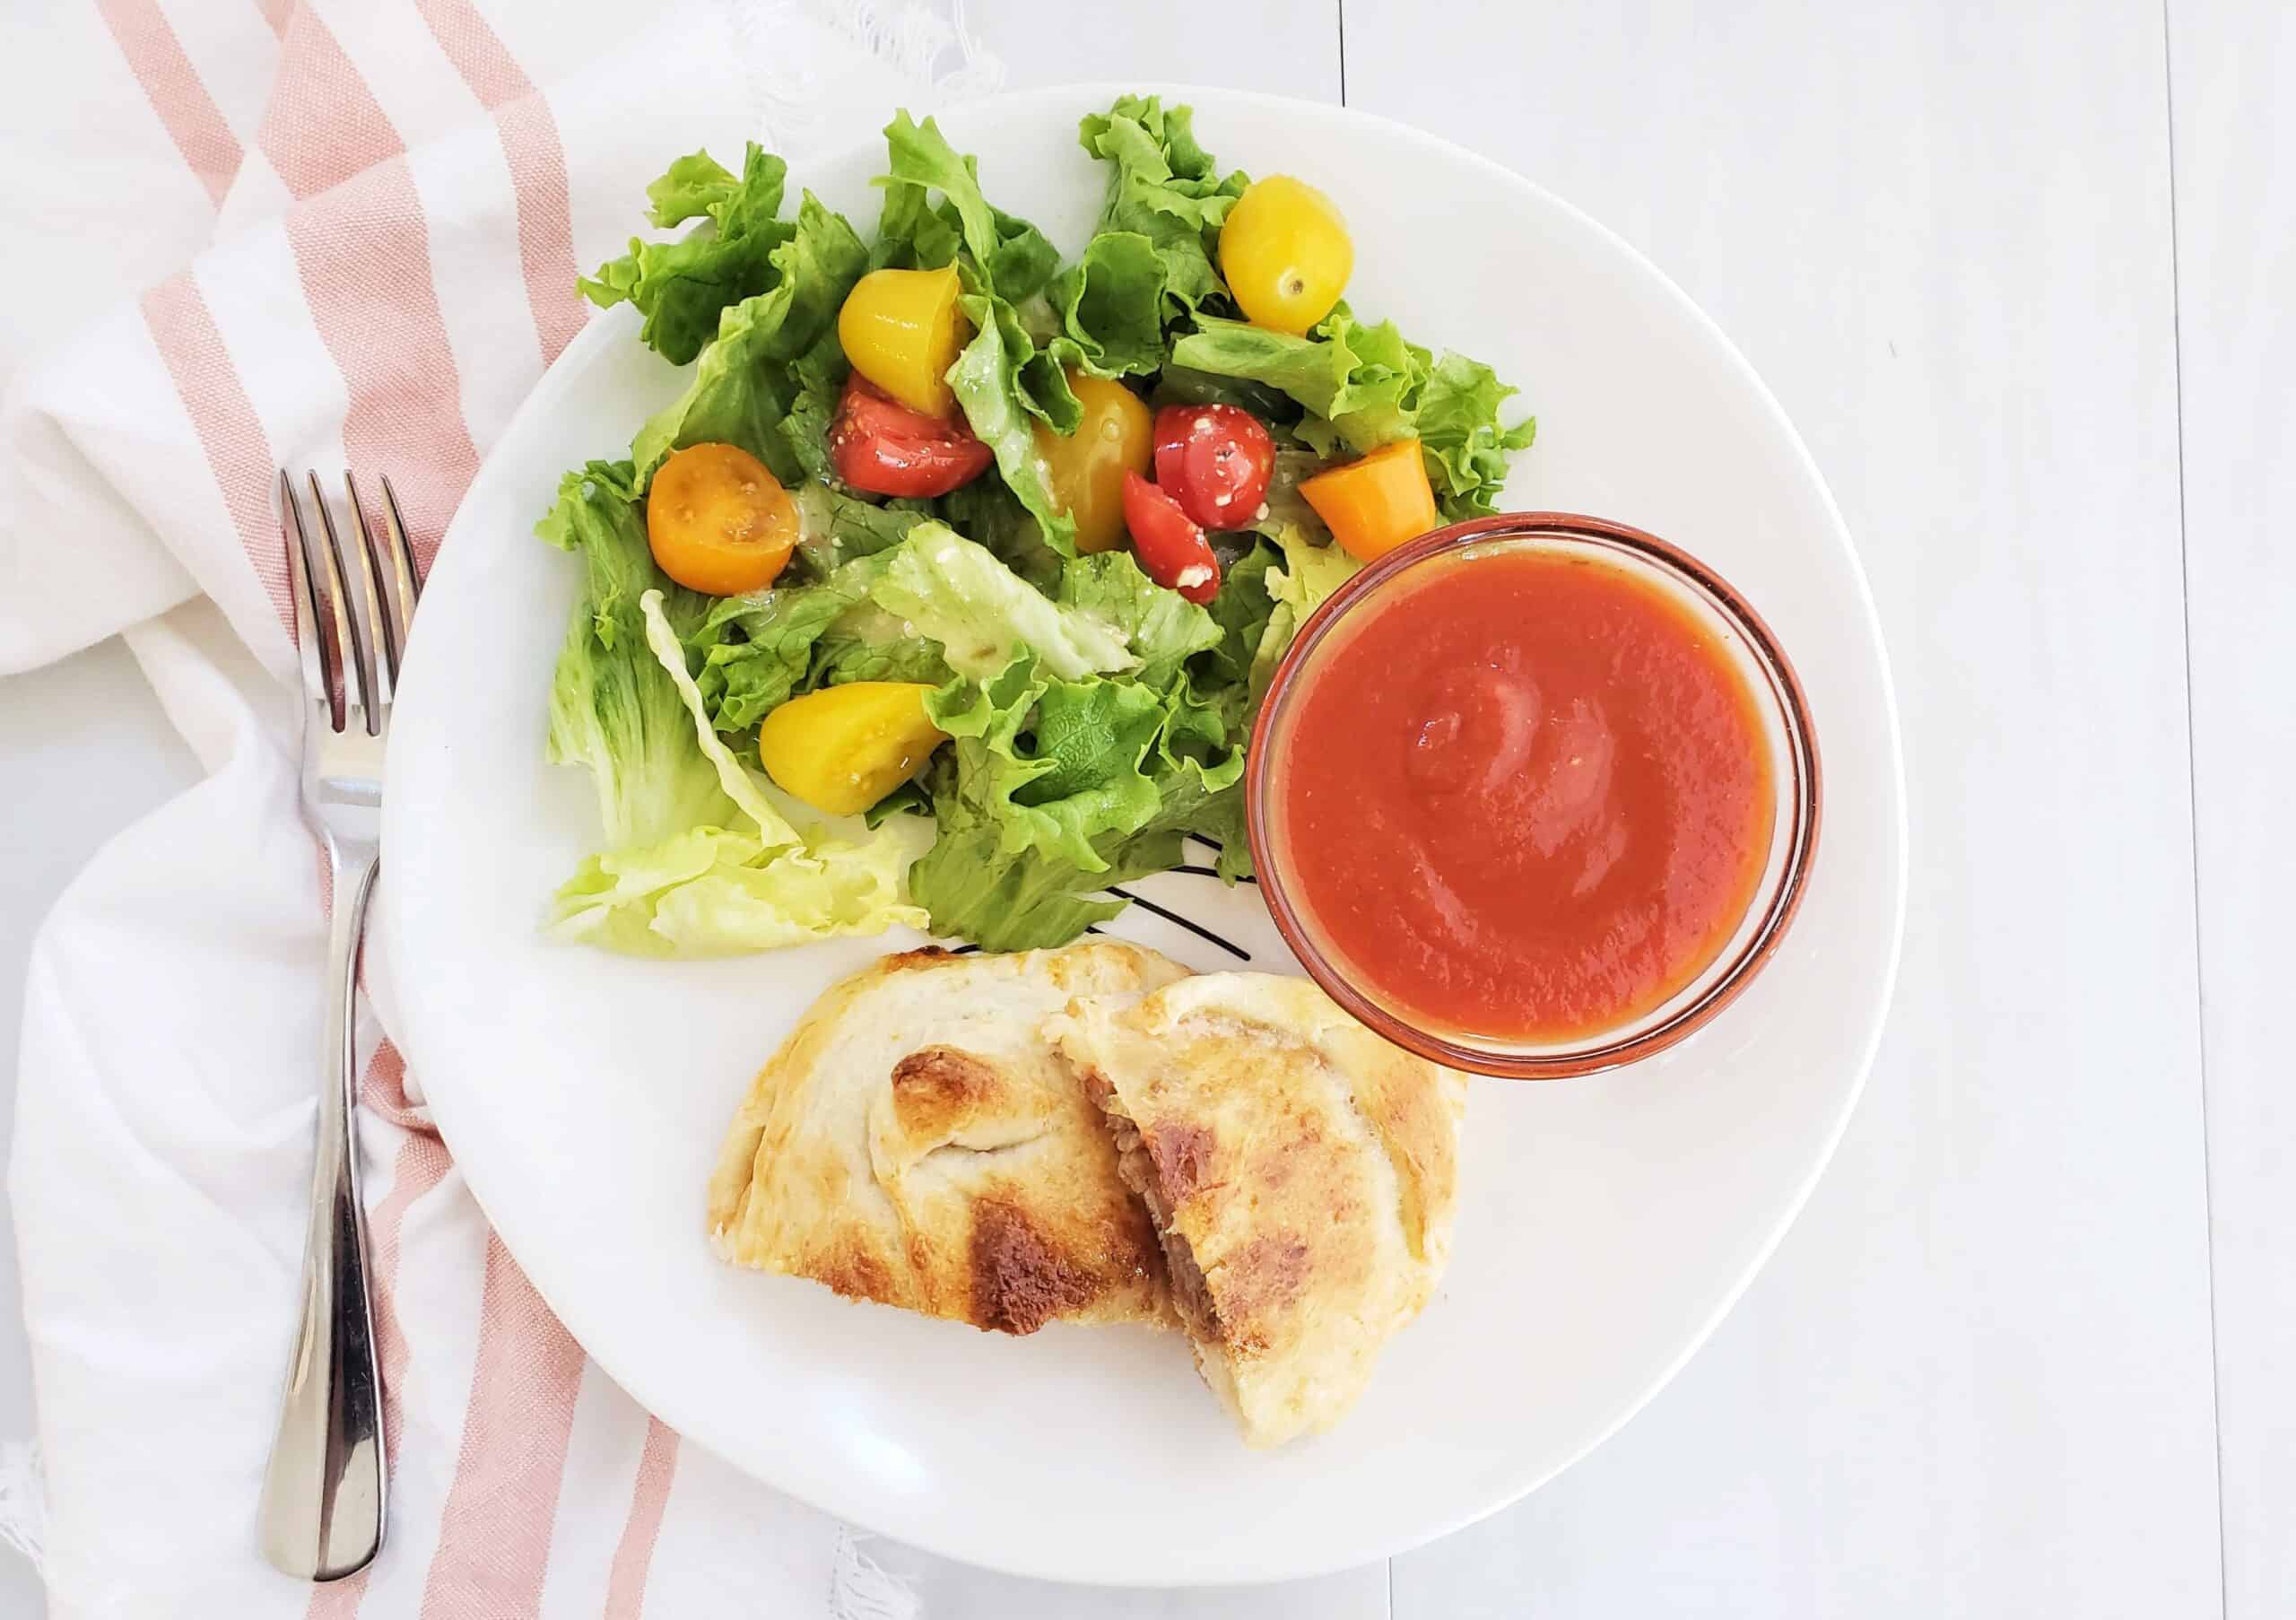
[259,849,387,1581]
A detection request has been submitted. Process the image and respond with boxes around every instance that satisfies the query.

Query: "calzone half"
[708,944,1187,1334]
[1050,972,1466,1446]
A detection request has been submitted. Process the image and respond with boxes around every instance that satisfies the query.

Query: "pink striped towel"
[0,4,997,1615]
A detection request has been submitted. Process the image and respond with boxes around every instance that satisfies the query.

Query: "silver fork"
[258,471,422,1582]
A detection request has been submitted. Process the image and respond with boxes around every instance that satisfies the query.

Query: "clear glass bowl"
[1247,513,1823,1080]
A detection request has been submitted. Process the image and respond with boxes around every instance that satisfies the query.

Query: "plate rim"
[380,79,1909,1586]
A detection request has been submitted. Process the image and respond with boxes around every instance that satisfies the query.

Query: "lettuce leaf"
[1151,361,1299,422]
[538,462,722,850]
[547,816,926,956]
[906,653,1247,950]
[876,111,1061,298]
[537,475,928,956]
[690,552,896,733]
[935,477,1066,589]
[645,149,778,230]
[1266,521,1363,618]
[629,192,868,487]
[777,332,848,487]
[581,144,802,366]
[1416,352,1538,514]
[1075,94,1248,319]
[1240,446,1336,548]
[792,483,931,574]
[1053,550,1222,689]
[809,611,956,689]
[1171,305,1425,452]
[880,109,997,264]
[638,588,801,842]
[680,488,941,735]
[869,521,1134,679]
[948,287,1077,552]
[547,589,930,955]
[1249,522,1364,702]
[689,520,1154,737]
[1041,231,1167,378]
[1195,539,1279,692]
[926,658,1167,872]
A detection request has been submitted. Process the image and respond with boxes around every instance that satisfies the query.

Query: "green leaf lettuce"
[629,192,868,487]
[536,467,928,956]
[906,653,1246,950]
[1075,94,1248,320]
[581,144,800,366]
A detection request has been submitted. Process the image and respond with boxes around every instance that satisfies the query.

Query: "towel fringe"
[830,1525,920,1620]
[0,1438,48,1580]
[726,0,1006,157]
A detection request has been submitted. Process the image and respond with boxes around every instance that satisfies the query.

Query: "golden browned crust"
[888,1044,1001,1143]
[879,945,961,971]
[708,943,1190,1335]
[1052,973,1466,1444]
[969,1199,1097,1334]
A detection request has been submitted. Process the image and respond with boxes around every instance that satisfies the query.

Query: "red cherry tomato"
[830,373,993,498]
[1122,470,1222,605]
[1152,404,1275,531]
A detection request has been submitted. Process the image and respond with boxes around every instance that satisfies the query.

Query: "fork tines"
[281,471,422,736]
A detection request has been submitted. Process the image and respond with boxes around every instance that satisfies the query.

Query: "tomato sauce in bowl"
[1249,515,1820,1078]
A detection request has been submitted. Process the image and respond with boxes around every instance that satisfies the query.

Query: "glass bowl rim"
[1244,510,1824,1080]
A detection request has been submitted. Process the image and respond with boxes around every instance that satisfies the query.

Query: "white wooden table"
[4,2,2288,1615]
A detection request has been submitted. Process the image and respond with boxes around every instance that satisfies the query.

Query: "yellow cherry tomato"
[1299,439,1439,562]
[1218,176,1353,336]
[646,442,798,595]
[755,682,950,816]
[837,265,970,418]
[1031,373,1154,553]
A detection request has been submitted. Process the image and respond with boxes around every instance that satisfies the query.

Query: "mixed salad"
[541,95,1535,956]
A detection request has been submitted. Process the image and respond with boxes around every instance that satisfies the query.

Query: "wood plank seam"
[2158,4,2233,1614]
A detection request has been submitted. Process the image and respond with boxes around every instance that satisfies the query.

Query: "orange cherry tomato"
[646,441,798,595]
[1298,439,1439,562]
[1122,470,1221,605]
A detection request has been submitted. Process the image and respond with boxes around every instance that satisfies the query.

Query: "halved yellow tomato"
[646,442,797,594]
[755,682,950,816]
[1032,373,1153,553]
[838,265,969,418]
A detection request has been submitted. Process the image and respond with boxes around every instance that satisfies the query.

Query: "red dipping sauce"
[1266,540,1777,1048]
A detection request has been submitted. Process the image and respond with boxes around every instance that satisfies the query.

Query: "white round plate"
[379,84,1906,1586]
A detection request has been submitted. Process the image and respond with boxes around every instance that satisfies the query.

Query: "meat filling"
[1090,1079,1223,1346]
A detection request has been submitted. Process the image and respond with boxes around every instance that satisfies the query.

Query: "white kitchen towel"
[0,3,997,1615]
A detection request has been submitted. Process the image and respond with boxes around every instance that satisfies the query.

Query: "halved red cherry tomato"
[829,373,993,498]
[1152,404,1275,531]
[1122,470,1221,605]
